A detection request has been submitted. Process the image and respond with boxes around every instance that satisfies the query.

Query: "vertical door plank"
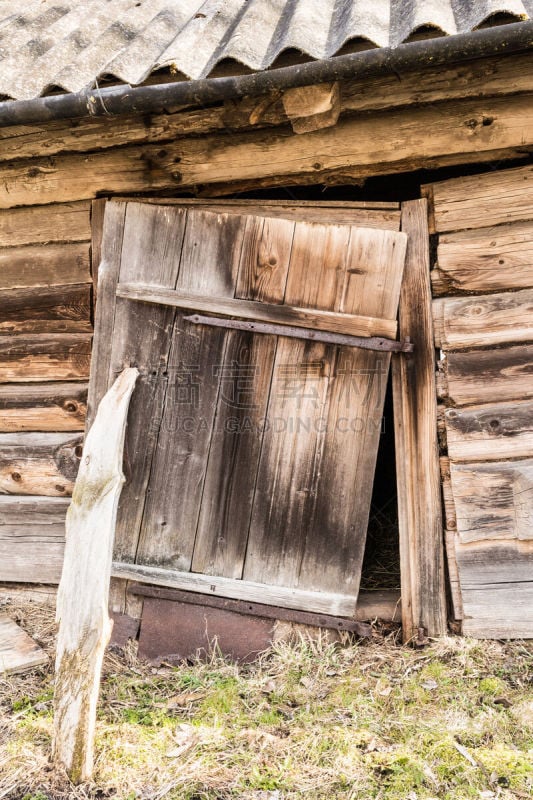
[109,204,188,567]
[392,199,447,640]
[243,223,406,594]
[191,216,295,578]
[135,211,248,570]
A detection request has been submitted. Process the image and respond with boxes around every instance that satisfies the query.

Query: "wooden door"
[89,202,407,616]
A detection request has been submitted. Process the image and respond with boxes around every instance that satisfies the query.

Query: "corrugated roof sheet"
[0,0,531,101]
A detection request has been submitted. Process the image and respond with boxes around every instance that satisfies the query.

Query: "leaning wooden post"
[53,367,138,783]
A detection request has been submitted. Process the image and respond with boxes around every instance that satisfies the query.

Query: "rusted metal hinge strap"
[184,314,414,353]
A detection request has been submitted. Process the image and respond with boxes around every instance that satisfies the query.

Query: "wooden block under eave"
[424,164,533,234]
[445,399,533,462]
[0,242,91,290]
[0,383,87,432]
[432,220,533,295]
[0,334,92,382]
[433,288,533,349]
[0,432,82,496]
[444,344,533,406]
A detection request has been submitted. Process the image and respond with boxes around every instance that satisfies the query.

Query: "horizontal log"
[433,288,533,349]
[112,562,357,617]
[0,284,92,334]
[0,334,92,383]
[425,163,533,233]
[0,494,70,524]
[450,458,533,543]
[0,242,91,289]
[0,525,65,583]
[0,201,91,247]
[446,399,533,462]
[0,383,87,432]
[1,94,532,208]
[432,220,533,295]
[1,52,532,164]
[117,283,398,339]
[0,432,82,496]
[456,539,533,638]
[0,497,68,584]
[444,344,533,406]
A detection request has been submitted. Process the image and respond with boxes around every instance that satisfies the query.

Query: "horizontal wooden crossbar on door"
[117,282,412,353]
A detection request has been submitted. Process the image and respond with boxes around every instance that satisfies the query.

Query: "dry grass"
[0,599,532,800]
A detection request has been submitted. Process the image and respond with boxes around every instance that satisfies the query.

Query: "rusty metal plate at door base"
[138,597,275,664]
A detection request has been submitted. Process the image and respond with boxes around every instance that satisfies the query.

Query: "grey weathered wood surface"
[450,458,533,543]
[54,368,138,784]
[445,400,533,462]
[392,199,447,640]
[0,615,48,675]
[117,282,399,339]
[0,383,87,432]
[456,540,533,638]
[112,562,358,617]
[92,201,407,616]
[191,214,293,579]
[0,496,68,583]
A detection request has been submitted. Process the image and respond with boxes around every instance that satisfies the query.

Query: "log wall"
[0,51,532,634]
[424,164,533,638]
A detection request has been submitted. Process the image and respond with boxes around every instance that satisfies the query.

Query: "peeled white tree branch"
[53,367,138,783]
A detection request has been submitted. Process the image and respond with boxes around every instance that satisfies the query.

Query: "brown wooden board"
[0,201,91,247]
[424,164,533,234]
[432,220,533,295]
[0,284,92,334]
[91,202,407,616]
[443,344,533,407]
[433,288,533,350]
[0,243,91,290]
[0,334,92,383]
[0,383,87,432]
